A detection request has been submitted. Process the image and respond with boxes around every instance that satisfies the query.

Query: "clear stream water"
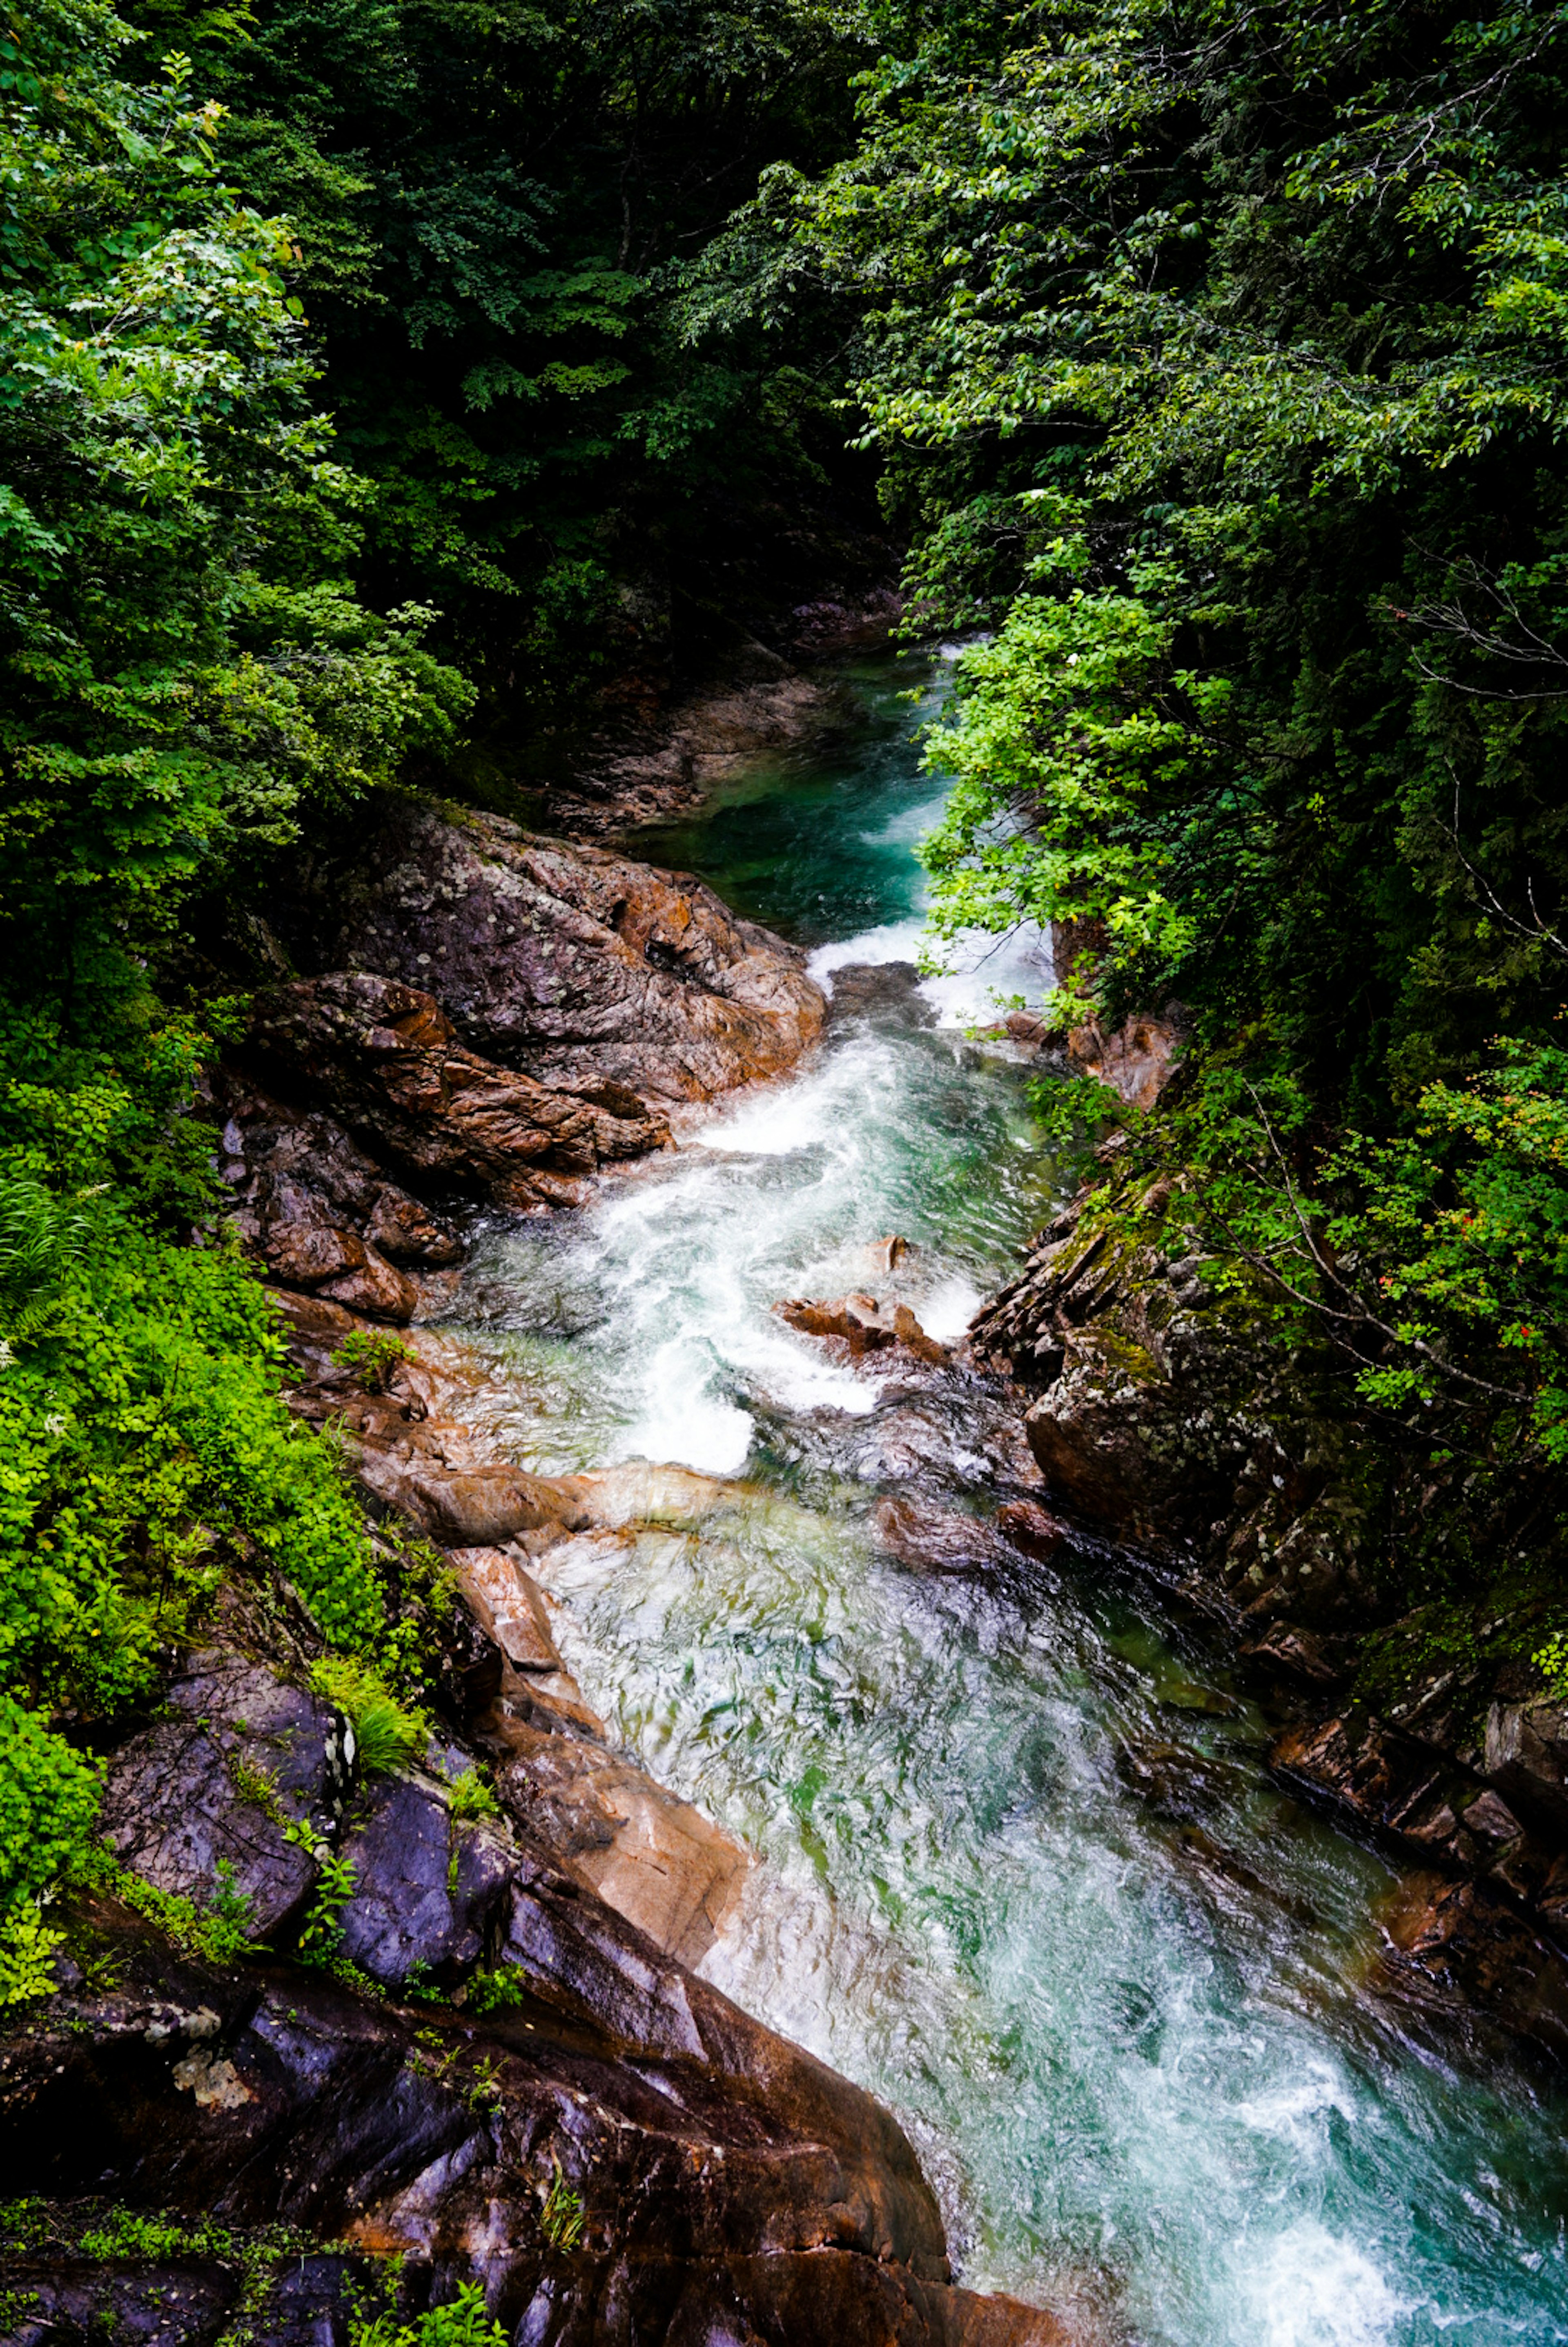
[438,657,1568,2347]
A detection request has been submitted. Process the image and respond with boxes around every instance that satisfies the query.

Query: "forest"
[3,0,1567,2008]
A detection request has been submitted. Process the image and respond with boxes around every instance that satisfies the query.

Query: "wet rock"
[212,1072,460,1321]
[968,1189,1374,1622]
[1238,1621,1350,1688]
[1485,1698,1568,1838]
[0,1851,1069,2347]
[449,1546,565,1675]
[338,1770,518,1989]
[275,805,826,1109]
[1115,1740,1242,1821]
[0,2257,242,2345]
[996,1499,1069,1561]
[480,1695,749,1968]
[1376,1872,1568,2059]
[824,959,937,1028]
[361,1449,567,1548]
[1174,1824,1317,1924]
[777,1291,949,1364]
[99,1651,339,1936]
[1270,1710,1480,1869]
[245,972,672,1216]
[287,1362,583,1549]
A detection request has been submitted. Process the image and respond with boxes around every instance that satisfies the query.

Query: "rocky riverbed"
[11,659,1568,2346]
[1,793,1064,2347]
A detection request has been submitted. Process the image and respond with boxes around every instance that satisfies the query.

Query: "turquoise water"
[441,657,1568,2346]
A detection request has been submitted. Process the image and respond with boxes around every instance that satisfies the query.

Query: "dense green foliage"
[0,0,883,1918]
[0,0,427,1876]
[697,0,1568,1529]
[9,0,1568,1920]
[129,0,885,715]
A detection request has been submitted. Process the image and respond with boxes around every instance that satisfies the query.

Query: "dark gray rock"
[100,1651,338,1936]
[1486,1699,1568,1838]
[338,1771,517,1987]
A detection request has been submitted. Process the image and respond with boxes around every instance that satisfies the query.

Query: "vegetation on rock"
[695,0,1568,1644]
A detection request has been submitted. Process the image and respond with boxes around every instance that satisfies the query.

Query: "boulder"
[996,1499,1069,1561]
[338,1770,518,1989]
[776,1291,949,1365]
[448,1546,565,1676]
[212,1072,460,1321]
[245,972,671,1215]
[1485,1698,1568,1838]
[1376,1872,1568,2059]
[275,804,827,1109]
[872,1496,1009,1578]
[481,1694,750,1968]
[99,1652,345,1938]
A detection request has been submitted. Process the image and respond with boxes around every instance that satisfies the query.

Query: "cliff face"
[209,805,829,1307]
[965,1158,1568,2062]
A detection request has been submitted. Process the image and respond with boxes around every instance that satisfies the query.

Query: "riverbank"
[397,661,1568,2340]
[12,656,1568,2347]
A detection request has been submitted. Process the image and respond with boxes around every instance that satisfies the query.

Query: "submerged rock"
[777,1290,949,1364]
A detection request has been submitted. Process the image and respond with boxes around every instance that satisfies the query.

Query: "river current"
[439,658,1568,2346]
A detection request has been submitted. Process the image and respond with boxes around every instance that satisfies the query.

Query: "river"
[437,655,1568,2347]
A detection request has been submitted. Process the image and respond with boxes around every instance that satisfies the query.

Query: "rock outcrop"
[274,805,826,1111]
[211,809,828,1306]
[2,1874,1067,2343]
[967,1164,1568,2059]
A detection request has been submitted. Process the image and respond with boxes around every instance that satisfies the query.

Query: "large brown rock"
[777,1291,949,1364]
[1485,1697,1568,1838]
[245,971,671,1214]
[211,1073,461,1322]
[278,804,826,1109]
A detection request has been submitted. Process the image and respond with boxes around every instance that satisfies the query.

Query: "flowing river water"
[439,657,1568,2346]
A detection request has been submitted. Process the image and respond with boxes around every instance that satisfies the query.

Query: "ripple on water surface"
[437,655,1568,2347]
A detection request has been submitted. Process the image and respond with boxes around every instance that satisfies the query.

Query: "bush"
[310,1658,427,1775]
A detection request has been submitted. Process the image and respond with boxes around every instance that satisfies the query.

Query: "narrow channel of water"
[439,658,1568,2347]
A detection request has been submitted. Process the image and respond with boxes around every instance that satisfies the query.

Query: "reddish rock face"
[278,805,827,1109]
[245,970,672,1215]
[212,1074,460,1321]
[214,813,828,1306]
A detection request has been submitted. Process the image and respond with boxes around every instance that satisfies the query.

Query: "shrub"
[309,1657,427,1775]
[331,1330,415,1394]
[0,1899,65,2007]
[349,2280,508,2347]
[443,1769,498,1824]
